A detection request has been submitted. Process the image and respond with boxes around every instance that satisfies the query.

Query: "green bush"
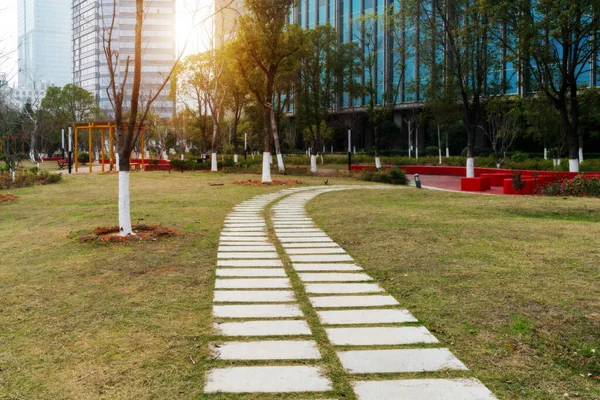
[426,146,439,156]
[36,169,62,185]
[511,151,528,162]
[541,175,600,197]
[78,153,90,164]
[359,167,407,185]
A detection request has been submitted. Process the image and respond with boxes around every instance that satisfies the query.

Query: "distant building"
[72,0,176,119]
[17,0,71,89]
[214,0,243,47]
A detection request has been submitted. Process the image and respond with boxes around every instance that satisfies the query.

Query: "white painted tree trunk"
[320,154,324,164]
[353,146,356,155]
[415,128,419,159]
[553,159,558,168]
[234,154,238,163]
[10,169,15,182]
[446,147,450,157]
[544,148,547,160]
[211,152,218,171]
[558,159,561,166]
[115,154,120,171]
[162,151,168,160]
[118,171,133,236]
[277,153,285,171]
[262,152,272,183]
[569,159,579,173]
[466,157,475,178]
[36,162,40,170]
[310,155,318,173]
[579,148,584,164]
[180,154,184,160]
[437,125,442,165]
[375,157,382,169]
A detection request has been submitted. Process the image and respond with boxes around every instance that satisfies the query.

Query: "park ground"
[0,170,599,399]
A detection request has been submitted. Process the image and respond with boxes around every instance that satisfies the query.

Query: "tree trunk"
[374,126,381,169]
[466,125,475,178]
[270,109,284,171]
[446,131,450,157]
[579,135,583,164]
[262,106,272,183]
[437,125,442,165]
[565,127,579,173]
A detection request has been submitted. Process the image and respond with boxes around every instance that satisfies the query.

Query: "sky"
[0,0,213,86]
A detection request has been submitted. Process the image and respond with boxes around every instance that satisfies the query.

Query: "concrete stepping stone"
[306,283,384,294]
[217,260,283,267]
[224,223,266,228]
[290,255,354,263]
[219,241,272,246]
[299,273,373,282]
[217,252,279,259]
[352,379,497,400]
[213,304,302,318]
[218,245,276,252]
[216,268,287,277]
[295,263,364,272]
[214,320,312,336]
[220,237,270,243]
[275,228,322,232]
[222,228,266,232]
[283,242,341,248]
[221,231,266,237]
[338,348,467,374]
[317,309,417,324]
[287,248,346,255]
[279,237,334,242]
[310,295,399,308]
[212,340,321,360]
[214,290,295,303]
[204,366,332,393]
[326,326,438,346]
[277,232,328,238]
[215,278,290,289]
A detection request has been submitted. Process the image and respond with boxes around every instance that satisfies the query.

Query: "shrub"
[541,175,600,197]
[78,153,89,164]
[36,169,63,185]
[426,146,439,156]
[359,167,407,185]
[511,151,528,162]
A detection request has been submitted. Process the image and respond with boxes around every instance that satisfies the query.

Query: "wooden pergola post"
[88,123,93,173]
[75,126,79,172]
[101,128,105,172]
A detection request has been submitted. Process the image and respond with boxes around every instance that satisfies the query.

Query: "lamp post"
[68,127,73,174]
[348,129,352,171]
[61,129,65,159]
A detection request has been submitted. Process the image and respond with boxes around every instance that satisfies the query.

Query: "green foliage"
[359,167,408,185]
[541,175,600,198]
[426,146,439,156]
[77,153,89,164]
[0,168,62,189]
[511,151,528,162]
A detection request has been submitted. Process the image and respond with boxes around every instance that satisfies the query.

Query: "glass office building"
[17,0,72,89]
[72,0,176,119]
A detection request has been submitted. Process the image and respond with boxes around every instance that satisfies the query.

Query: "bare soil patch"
[0,193,16,202]
[233,179,304,186]
[80,224,178,243]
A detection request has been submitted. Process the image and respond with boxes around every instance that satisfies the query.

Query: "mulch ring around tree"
[233,179,304,186]
[80,224,178,243]
[0,194,16,202]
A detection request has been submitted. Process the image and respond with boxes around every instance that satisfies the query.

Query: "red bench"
[461,177,491,192]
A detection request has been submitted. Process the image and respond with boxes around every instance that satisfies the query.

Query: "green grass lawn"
[1,170,599,399]
[308,188,600,399]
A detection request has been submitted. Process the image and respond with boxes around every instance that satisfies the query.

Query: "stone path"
[204,186,497,399]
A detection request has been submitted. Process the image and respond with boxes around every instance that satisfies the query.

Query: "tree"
[490,0,600,172]
[522,96,564,164]
[102,0,179,235]
[231,0,303,181]
[296,25,347,173]
[416,0,504,177]
[483,97,520,168]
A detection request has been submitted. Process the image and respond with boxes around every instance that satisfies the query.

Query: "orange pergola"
[72,122,146,173]
[0,135,26,154]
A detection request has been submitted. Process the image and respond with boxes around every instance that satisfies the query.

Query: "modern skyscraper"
[17,0,72,89]
[72,0,176,119]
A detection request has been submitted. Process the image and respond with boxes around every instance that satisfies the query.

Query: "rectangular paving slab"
[204,366,332,393]
[317,309,417,324]
[221,231,267,237]
[213,290,295,303]
[224,223,267,228]
[277,233,328,238]
[305,283,384,294]
[215,278,291,289]
[219,241,272,246]
[214,320,312,336]
[212,340,321,360]
[283,242,341,248]
[290,255,354,263]
[217,260,283,267]
[338,348,468,373]
[222,228,267,233]
[216,268,287,277]
[310,295,399,308]
[213,304,302,318]
[286,248,346,255]
[326,326,438,346]
[279,237,334,243]
[217,252,279,259]
[299,273,373,282]
[352,379,497,400]
[218,245,276,252]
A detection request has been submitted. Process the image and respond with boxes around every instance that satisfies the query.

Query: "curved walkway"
[205,185,497,399]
